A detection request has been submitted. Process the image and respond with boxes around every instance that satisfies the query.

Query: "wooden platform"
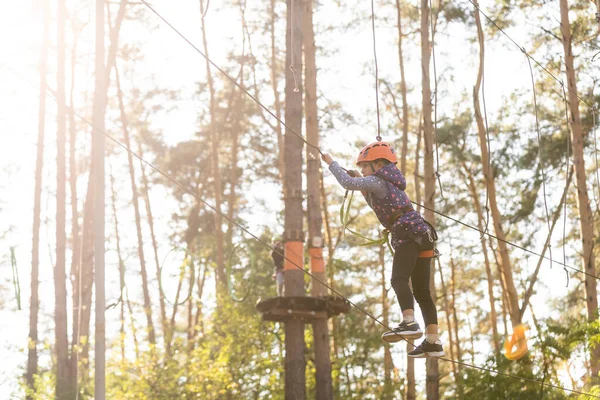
[256,295,351,322]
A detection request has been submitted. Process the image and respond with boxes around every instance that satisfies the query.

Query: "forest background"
[1,0,600,398]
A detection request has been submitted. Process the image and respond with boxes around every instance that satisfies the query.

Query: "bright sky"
[0,0,597,396]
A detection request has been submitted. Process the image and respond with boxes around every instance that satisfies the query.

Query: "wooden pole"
[93,0,106,397]
[284,0,306,397]
[303,1,332,398]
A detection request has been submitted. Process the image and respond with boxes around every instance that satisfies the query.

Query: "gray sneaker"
[382,321,423,342]
[407,339,445,358]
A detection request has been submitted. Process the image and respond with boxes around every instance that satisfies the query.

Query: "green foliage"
[460,317,600,399]
[462,356,569,400]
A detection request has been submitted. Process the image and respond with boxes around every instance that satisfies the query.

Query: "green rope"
[340,191,395,255]
[159,247,196,306]
[10,247,21,310]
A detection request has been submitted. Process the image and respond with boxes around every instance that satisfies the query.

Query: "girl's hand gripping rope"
[321,153,334,165]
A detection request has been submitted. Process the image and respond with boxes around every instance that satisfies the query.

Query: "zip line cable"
[5,64,599,399]
[414,199,599,280]
[4,0,600,280]
[6,0,600,281]
[8,0,600,392]
[370,0,382,141]
[467,0,599,115]
[139,0,322,156]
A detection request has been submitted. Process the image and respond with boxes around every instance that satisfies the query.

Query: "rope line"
[289,0,300,93]
[481,63,491,236]
[370,0,382,141]
[526,56,553,271]
[467,0,599,115]
[6,63,598,399]
[79,119,600,399]
[473,0,491,236]
[413,200,599,280]
[3,51,599,289]
[62,111,600,397]
[429,0,444,198]
[139,0,320,155]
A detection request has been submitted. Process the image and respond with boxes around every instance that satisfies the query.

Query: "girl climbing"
[322,141,444,358]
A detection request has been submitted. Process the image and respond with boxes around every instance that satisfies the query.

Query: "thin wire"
[2,49,598,281]
[561,84,571,287]
[139,0,319,154]
[370,0,382,141]
[51,103,600,399]
[2,59,598,282]
[7,68,600,398]
[429,0,443,198]
[289,0,300,93]
[474,0,491,236]
[481,70,491,235]
[526,56,553,270]
[467,0,599,115]
[414,200,599,280]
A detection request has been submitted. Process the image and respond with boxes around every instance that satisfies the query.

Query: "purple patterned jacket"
[365,163,430,248]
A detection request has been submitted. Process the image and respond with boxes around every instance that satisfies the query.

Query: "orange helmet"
[356,141,397,165]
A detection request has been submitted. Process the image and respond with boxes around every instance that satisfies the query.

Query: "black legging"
[390,239,438,327]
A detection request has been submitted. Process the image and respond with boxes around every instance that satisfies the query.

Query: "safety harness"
[340,189,439,259]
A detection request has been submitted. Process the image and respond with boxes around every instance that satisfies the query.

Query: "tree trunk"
[380,245,394,398]
[138,156,168,348]
[67,20,82,390]
[450,257,463,367]
[559,0,600,377]
[92,0,107,396]
[166,200,201,351]
[421,0,439,395]
[109,164,126,361]
[303,1,332,398]
[55,0,71,397]
[408,118,421,400]
[462,164,500,354]
[437,262,459,389]
[194,264,208,339]
[471,0,520,329]
[125,286,140,359]
[284,0,306,397]
[199,0,226,295]
[114,64,156,345]
[395,0,409,173]
[320,171,343,394]
[519,167,573,321]
[26,1,48,394]
[104,0,126,90]
[71,164,94,388]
